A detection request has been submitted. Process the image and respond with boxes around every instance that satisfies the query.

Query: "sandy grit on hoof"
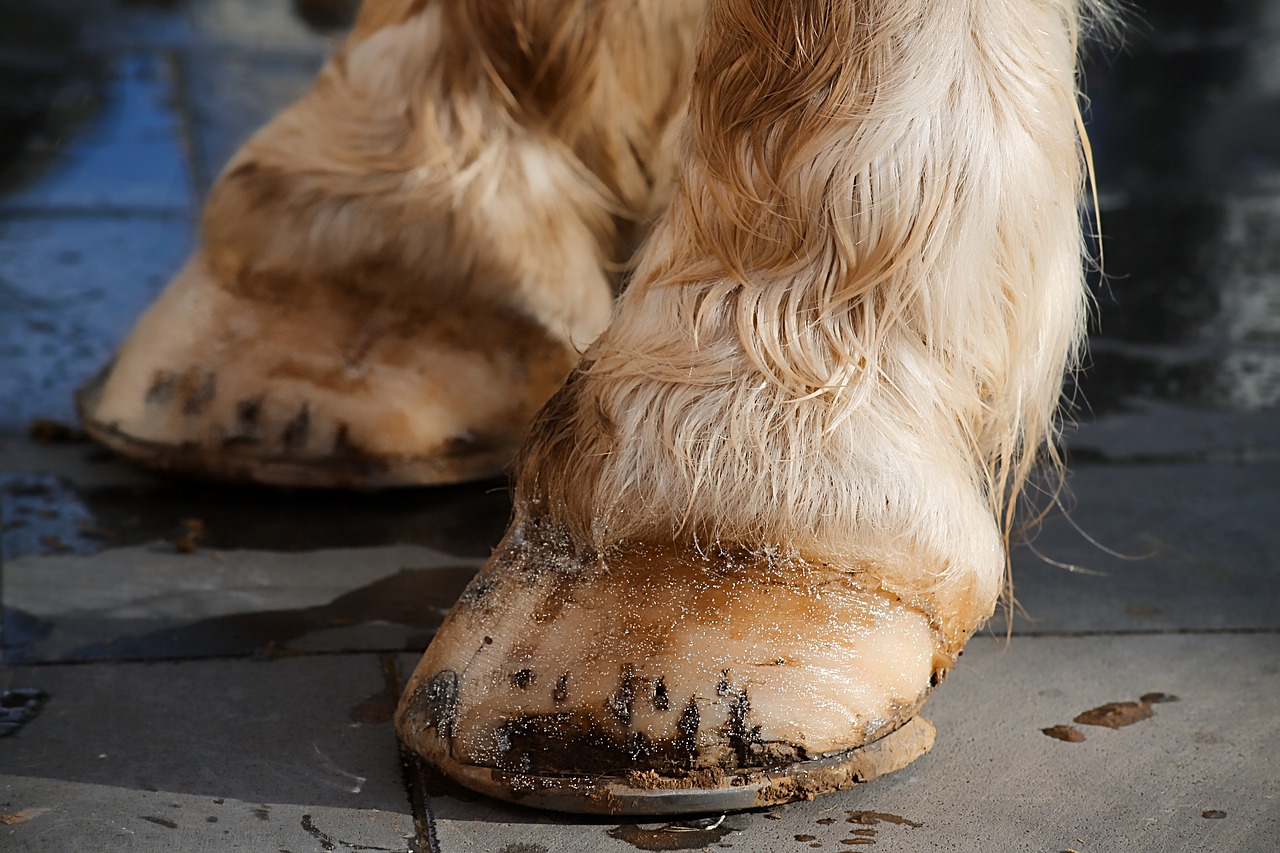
[395,526,951,814]
[77,254,577,489]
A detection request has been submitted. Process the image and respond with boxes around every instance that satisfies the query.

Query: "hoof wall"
[427,716,934,816]
[77,365,517,489]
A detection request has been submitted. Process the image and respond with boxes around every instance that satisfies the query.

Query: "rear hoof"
[78,255,576,488]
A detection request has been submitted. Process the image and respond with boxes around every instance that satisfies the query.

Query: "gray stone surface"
[1065,401,1280,463]
[0,442,511,561]
[3,545,479,663]
[405,634,1280,852]
[999,461,1280,635]
[73,0,341,54]
[0,655,414,852]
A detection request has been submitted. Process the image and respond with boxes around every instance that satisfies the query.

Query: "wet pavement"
[1,1,1277,851]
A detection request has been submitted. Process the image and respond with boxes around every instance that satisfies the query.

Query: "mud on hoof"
[426,715,935,816]
[395,524,951,814]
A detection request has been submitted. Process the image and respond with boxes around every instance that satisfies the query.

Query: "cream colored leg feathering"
[398,0,1104,813]
[79,0,703,487]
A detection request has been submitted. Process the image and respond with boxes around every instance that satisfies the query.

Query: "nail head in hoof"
[429,716,935,815]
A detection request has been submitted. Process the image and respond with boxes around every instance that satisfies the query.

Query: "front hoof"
[395,523,948,814]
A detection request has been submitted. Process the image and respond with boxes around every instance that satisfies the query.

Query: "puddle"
[1074,701,1154,729]
[609,818,734,851]
[845,812,922,828]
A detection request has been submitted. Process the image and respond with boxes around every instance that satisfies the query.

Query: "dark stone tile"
[1090,204,1230,346]
[189,0,350,53]
[2,543,481,663]
[1000,461,1280,634]
[0,468,511,562]
[0,656,413,814]
[1117,0,1274,36]
[0,1,84,172]
[1065,401,1280,463]
[72,0,345,55]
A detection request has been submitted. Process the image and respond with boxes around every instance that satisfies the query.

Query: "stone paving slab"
[411,633,1279,853]
[187,0,349,54]
[1065,402,1280,463]
[1085,28,1280,200]
[0,3,1275,853]
[1,654,414,852]
[1000,460,1279,634]
[1,777,413,853]
[3,545,479,663]
[3,454,1269,662]
[1078,196,1280,420]
[0,438,171,491]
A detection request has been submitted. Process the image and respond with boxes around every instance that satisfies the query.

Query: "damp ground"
[1,1,1278,851]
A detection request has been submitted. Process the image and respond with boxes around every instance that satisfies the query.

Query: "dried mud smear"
[1042,724,1086,743]
[1042,692,1179,740]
